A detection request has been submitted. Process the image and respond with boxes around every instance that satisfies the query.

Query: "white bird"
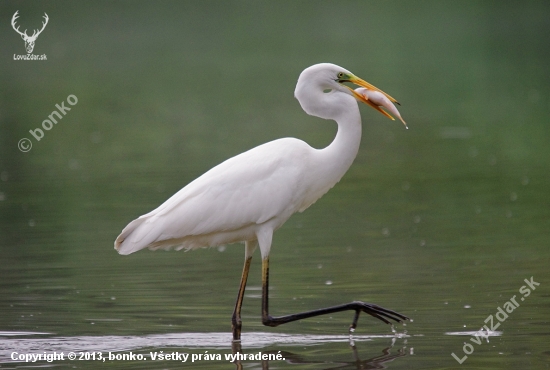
[115,63,409,340]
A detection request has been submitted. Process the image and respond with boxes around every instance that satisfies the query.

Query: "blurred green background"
[1,1,549,369]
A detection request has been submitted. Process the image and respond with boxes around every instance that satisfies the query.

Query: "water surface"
[1,1,549,369]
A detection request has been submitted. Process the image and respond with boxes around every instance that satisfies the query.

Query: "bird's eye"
[337,72,344,79]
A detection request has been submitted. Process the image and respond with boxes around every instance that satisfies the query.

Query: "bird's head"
[295,63,406,127]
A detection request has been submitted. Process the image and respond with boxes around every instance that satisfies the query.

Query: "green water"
[1,1,549,369]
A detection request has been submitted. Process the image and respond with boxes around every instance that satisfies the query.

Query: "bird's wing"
[115,138,311,254]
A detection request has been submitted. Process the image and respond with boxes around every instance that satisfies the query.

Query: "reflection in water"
[231,335,410,370]
[2,3,549,369]
[233,348,409,370]
[1,331,411,368]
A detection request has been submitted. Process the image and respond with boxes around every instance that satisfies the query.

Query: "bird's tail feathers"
[114,216,159,255]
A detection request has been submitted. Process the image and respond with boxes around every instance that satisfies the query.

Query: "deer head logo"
[11,10,49,54]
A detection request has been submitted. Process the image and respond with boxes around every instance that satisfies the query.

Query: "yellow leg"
[231,255,252,341]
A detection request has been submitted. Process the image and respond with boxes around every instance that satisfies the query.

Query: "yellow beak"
[343,75,406,127]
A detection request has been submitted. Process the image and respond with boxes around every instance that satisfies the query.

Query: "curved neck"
[315,101,362,188]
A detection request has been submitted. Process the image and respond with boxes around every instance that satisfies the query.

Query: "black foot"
[349,301,409,329]
[262,300,409,330]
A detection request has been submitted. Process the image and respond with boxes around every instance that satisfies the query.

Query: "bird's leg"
[261,257,409,330]
[232,255,252,341]
[231,341,243,370]
[351,309,361,331]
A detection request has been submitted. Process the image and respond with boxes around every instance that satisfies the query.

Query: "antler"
[11,10,27,37]
[11,11,49,39]
[31,13,49,38]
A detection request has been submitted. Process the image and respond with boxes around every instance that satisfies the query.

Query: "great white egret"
[115,63,409,340]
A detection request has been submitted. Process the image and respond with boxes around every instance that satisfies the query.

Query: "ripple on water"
[0,332,410,363]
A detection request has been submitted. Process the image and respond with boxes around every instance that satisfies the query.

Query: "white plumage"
[114,63,409,340]
[115,63,405,261]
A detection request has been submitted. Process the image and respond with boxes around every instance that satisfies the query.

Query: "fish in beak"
[339,74,407,128]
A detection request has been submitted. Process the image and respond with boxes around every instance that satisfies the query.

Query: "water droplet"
[0,192,5,201]
[521,176,529,186]
[506,210,513,218]
[317,264,323,269]
[464,305,471,309]
[413,215,421,223]
[510,192,517,201]
[390,325,396,333]
[419,240,426,247]
[29,219,36,227]
[325,280,333,286]
[110,297,116,300]
[402,181,410,191]
[0,171,8,182]
[217,245,226,252]
[381,227,390,236]
[68,159,80,170]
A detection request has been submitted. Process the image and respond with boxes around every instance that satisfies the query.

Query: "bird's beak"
[343,75,407,128]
